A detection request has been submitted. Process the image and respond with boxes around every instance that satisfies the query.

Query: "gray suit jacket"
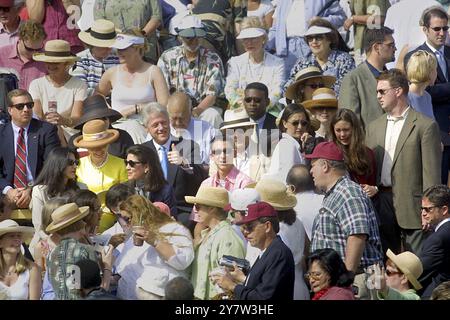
[339,62,384,129]
[366,108,442,229]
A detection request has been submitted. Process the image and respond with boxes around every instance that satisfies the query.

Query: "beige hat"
[303,88,338,109]
[78,19,118,48]
[386,249,423,291]
[220,108,256,131]
[185,186,229,208]
[33,40,79,63]
[73,119,119,149]
[0,219,34,243]
[46,203,90,233]
[253,179,297,210]
[285,66,335,101]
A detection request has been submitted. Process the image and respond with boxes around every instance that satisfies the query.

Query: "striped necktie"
[13,128,27,189]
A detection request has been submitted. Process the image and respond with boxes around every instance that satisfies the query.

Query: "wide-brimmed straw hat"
[0,219,34,243]
[220,108,256,131]
[74,95,122,130]
[73,119,119,149]
[33,40,79,63]
[303,88,338,109]
[185,186,229,208]
[253,179,297,210]
[78,19,118,48]
[46,203,90,233]
[386,249,423,290]
[285,66,335,101]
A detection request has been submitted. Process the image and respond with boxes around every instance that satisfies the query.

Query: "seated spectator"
[159,0,191,52]
[0,219,41,300]
[103,183,135,239]
[72,190,102,240]
[71,19,120,96]
[303,88,338,140]
[430,281,450,300]
[30,40,87,144]
[75,259,119,300]
[225,16,284,113]
[164,276,194,300]
[0,0,22,49]
[247,0,274,28]
[97,30,169,144]
[0,19,46,90]
[158,15,225,128]
[306,248,355,300]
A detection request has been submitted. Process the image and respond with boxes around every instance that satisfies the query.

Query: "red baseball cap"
[0,0,14,7]
[305,141,344,161]
[236,201,277,225]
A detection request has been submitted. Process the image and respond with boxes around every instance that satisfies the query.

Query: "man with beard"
[157,15,225,129]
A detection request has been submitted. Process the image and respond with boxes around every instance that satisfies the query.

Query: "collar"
[387,106,410,122]
[435,217,450,232]
[324,175,345,197]
[7,39,19,59]
[177,46,204,65]
[0,20,20,34]
[152,137,172,151]
[11,121,30,134]
[425,41,444,55]
[250,114,266,128]
[365,60,385,78]
[212,166,239,185]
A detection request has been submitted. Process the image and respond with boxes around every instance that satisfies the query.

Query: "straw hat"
[45,203,90,233]
[185,186,229,208]
[0,219,34,243]
[386,249,423,290]
[253,179,297,210]
[285,66,335,101]
[73,119,119,149]
[33,40,79,63]
[302,88,338,109]
[219,108,256,131]
[78,19,118,48]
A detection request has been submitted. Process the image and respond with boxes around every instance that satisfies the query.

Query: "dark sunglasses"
[376,87,397,96]
[240,221,260,233]
[212,148,233,156]
[421,206,440,213]
[305,34,325,42]
[385,269,401,276]
[244,97,262,103]
[22,41,43,52]
[67,159,80,166]
[0,6,11,12]
[305,83,325,89]
[430,26,450,32]
[124,160,143,167]
[11,102,34,110]
[288,120,309,127]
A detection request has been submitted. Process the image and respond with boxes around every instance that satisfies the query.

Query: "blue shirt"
[408,91,435,120]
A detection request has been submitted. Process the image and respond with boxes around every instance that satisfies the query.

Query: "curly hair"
[19,19,46,42]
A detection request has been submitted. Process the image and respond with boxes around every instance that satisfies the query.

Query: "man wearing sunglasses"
[0,89,60,210]
[405,6,450,185]
[0,0,21,49]
[0,19,46,90]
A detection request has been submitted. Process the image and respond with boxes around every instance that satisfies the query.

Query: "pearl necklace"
[90,153,109,170]
[246,52,266,83]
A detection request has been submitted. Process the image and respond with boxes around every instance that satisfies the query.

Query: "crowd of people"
[0,0,449,300]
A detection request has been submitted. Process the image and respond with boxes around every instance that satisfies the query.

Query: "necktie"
[13,128,27,189]
[435,50,448,81]
[160,146,169,180]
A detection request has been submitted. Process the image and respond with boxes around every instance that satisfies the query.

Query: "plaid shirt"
[311,176,383,268]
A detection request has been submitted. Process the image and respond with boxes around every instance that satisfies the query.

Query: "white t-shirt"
[247,0,274,19]
[286,0,306,38]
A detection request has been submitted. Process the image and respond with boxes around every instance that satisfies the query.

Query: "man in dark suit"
[141,103,206,224]
[404,6,450,184]
[211,201,295,300]
[419,185,450,299]
[0,89,60,209]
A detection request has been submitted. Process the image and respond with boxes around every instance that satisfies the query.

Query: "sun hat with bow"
[219,108,256,131]
[302,88,338,109]
[74,95,122,130]
[73,119,119,149]
[0,219,34,243]
[285,66,336,101]
[45,203,90,233]
[78,19,118,48]
[33,40,79,63]
[185,186,229,208]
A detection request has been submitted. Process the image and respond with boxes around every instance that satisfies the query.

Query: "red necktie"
[13,128,27,189]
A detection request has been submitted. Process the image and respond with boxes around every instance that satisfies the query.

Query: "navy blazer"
[405,44,450,145]
[0,118,60,191]
[419,221,450,299]
[234,236,295,300]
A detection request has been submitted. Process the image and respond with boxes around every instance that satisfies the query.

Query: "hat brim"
[45,206,90,234]
[0,226,35,243]
[78,31,116,48]
[177,28,206,38]
[303,99,338,109]
[33,53,79,63]
[386,249,422,290]
[73,129,119,149]
[74,109,123,130]
[220,121,256,131]
[184,196,228,208]
[285,75,336,101]
[261,196,297,211]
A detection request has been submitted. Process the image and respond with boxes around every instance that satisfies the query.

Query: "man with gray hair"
[142,102,207,224]
[0,0,23,49]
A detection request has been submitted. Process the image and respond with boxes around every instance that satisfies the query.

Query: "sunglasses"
[288,120,309,127]
[304,271,323,281]
[124,160,143,167]
[305,34,325,42]
[244,97,262,103]
[67,159,80,166]
[22,41,43,52]
[305,83,325,89]
[0,6,11,12]
[376,87,398,96]
[421,206,440,213]
[11,102,34,110]
[240,221,260,233]
[430,26,450,32]
[212,148,233,156]
[385,269,401,276]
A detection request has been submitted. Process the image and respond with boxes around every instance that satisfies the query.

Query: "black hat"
[74,95,122,130]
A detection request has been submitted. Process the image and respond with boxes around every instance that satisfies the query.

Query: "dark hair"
[34,147,80,197]
[421,6,448,28]
[330,109,372,177]
[423,184,450,208]
[377,68,409,95]
[363,26,394,54]
[278,103,311,133]
[164,276,194,300]
[71,190,100,233]
[430,281,450,300]
[286,164,315,192]
[126,145,166,192]
[276,208,297,226]
[7,89,33,108]
[105,183,135,211]
[307,248,355,287]
[308,17,350,52]
[0,194,7,215]
[245,82,269,98]
[75,259,102,289]
[259,216,280,233]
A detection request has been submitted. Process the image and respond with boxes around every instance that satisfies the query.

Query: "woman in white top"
[0,220,41,300]
[247,0,274,28]
[98,30,169,144]
[30,40,87,145]
[225,17,284,114]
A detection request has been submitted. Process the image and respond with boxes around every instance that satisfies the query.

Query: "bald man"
[167,92,216,164]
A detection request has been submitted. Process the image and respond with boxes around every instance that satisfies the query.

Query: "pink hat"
[305,141,344,161]
[236,202,277,225]
[153,202,171,217]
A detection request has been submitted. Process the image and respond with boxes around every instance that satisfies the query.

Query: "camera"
[218,255,251,275]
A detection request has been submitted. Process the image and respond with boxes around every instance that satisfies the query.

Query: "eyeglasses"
[22,41,43,52]
[212,148,233,156]
[288,120,309,127]
[305,83,325,89]
[244,97,262,103]
[305,34,325,42]
[376,87,398,96]
[385,269,402,277]
[11,102,34,110]
[421,206,440,213]
[240,221,260,233]
[0,6,11,12]
[429,26,450,32]
[67,159,80,166]
[304,271,323,281]
[124,160,143,167]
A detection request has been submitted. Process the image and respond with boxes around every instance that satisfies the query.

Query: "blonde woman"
[0,220,42,300]
[115,195,194,300]
[406,50,437,120]
[97,30,169,144]
[225,16,284,112]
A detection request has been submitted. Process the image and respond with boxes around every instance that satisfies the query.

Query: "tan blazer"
[366,108,442,229]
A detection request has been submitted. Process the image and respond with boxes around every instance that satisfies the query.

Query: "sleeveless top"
[111,65,156,113]
[0,269,30,300]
